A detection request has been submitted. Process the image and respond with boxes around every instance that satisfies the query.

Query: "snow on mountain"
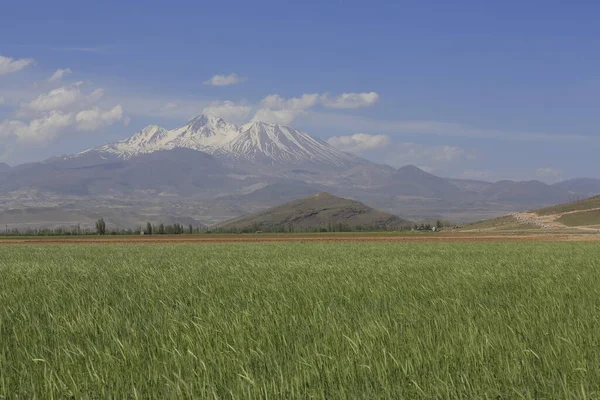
[81,115,359,167]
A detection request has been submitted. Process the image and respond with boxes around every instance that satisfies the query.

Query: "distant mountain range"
[0,114,598,229]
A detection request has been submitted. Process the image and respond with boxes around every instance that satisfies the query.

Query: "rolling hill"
[212,192,413,232]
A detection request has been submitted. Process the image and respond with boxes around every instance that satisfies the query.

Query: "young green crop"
[1,242,600,398]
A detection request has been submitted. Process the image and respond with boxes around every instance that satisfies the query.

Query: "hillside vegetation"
[535,195,600,216]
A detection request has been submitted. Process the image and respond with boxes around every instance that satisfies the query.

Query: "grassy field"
[2,242,600,398]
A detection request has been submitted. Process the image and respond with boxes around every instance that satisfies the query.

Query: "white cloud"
[21,85,82,112]
[1,111,73,143]
[202,101,252,124]
[19,84,105,115]
[321,92,379,109]
[253,93,320,124]
[1,76,125,147]
[75,105,124,131]
[0,105,125,145]
[0,56,34,75]
[252,92,379,125]
[203,73,246,86]
[252,108,303,125]
[87,88,104,103]
[260,94,321,110]
[48,68,72,82]
[327,133,390,154]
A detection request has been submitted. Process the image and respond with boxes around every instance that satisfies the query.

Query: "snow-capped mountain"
[80,115,360,167]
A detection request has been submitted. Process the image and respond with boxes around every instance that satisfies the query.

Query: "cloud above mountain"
[75,106,124,131]
[0,59,126,150]
[252,92,379,124]
[321,92,379,109]
[327,133,390,153]
[19,83,104,114]
[204,73,246,86]
[252,109,302,125]
[202,101,252,123]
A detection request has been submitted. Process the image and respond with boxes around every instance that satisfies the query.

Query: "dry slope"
[463,195,600,232]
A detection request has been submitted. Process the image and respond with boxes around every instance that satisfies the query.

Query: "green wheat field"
[2,242,600,398]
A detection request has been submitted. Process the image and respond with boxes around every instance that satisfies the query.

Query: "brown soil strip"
[1,233,600,245]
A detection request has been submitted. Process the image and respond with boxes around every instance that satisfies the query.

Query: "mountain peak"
[246,119,277,127]
[140,124,166,134]
[83,115,363,168]
[124,125,168,146]
[187,114,225,129]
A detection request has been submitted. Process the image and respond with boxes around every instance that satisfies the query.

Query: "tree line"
[0,218,449,236]
[0,219,205,237]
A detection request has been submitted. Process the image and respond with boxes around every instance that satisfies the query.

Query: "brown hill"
[212,192,413,232]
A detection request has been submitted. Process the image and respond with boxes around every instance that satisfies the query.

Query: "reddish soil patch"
[1,232,599,245]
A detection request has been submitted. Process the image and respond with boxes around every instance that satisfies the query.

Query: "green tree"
[95,218,106,235]
[158,223,165,235]
[436,220,442,230]
[146,222,153,235]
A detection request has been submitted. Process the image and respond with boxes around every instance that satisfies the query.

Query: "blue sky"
[0,0,598,182]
